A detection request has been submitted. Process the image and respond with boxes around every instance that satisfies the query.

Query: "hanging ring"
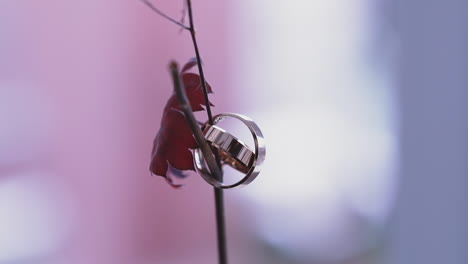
[194,113,266,189]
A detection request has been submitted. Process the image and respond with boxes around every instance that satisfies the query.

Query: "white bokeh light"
[230,0,397,260]
[0,172,71,262]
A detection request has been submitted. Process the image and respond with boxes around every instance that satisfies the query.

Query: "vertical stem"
[170,62,222,181]
[186,1,228,264]
[214,188,228,264]
[143,0,228,262]
[186,0,214,124]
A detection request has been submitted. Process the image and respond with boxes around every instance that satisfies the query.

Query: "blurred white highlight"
[0,172,69,262]
[231,0,397,260]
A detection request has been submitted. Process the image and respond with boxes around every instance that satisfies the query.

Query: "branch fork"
[141,0,229,263]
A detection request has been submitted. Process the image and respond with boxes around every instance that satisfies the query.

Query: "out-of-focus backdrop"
[0,0,466,264]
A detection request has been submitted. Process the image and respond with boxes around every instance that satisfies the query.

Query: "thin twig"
[140,0,190,30]
[186,0,214,124]
[170,62,228,264]
[145,0,228,262]
[185,1,228,263]
[170,63,229,264]
[169,62,223,184]
[213,188,228,264]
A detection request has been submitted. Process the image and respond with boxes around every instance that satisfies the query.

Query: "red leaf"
[150,60,213,187]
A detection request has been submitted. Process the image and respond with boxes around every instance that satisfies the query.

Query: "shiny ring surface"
[203,125,254,173]
[194,113,266,189]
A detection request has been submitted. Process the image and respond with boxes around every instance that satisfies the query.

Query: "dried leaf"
[150,59,213,187]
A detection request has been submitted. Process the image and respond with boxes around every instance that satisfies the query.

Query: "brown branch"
[184,2,228,263]
[184,1,228,263]
[186,0,214,124]
[144,0,228,262]
[169,62,223,185]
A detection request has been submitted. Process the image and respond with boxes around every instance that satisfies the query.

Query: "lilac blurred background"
[0,0,466,264]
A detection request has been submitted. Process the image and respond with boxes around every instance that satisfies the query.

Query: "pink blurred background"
[1,1,233,263]
[0,0,466,264]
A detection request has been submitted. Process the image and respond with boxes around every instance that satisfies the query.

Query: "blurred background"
[0,0,466,263]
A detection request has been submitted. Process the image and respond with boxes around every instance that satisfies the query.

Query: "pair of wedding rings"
[194,113,266,189]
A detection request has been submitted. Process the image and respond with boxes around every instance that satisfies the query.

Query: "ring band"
[203,125,254,173]
[194,113,266,189]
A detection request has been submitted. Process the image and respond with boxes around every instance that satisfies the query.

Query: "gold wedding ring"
[194,113,266,189]
[203,125,253,173]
